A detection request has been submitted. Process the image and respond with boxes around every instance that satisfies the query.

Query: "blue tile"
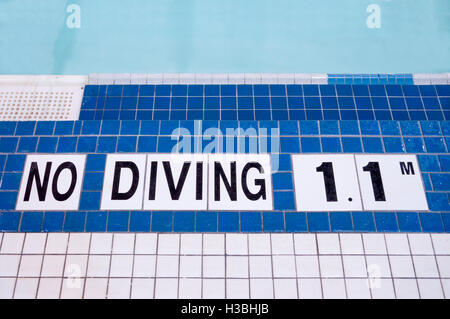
[301,137,321,153]
[383,137,405,153]
[418,155,440,172]
[424,137,446,153]
[4,154,26,172]
[427,192,450,211]
[307,212,330,232]
[420,121,441,136]
[360,121,380,135]
[64,212,86,232]
[404,137,425,153]
[442,213,450,233]
[439,155,450,171]
[272,173,293,190]
[320,121,339,135]
[273,192,296,210]
[130,211,151,232]
[420,213,444,232]
[0,137,18,152]
[341,137,363,153]
[106,85,123,96]
[0,212,21,231]
[76,136,97,152]
[352,212,376,232]
[138,136,157,152]
[299,121,319,135]
[362,137,384,153]
[0,122,17,135]
[157,136,178,153]
[56,137,77,153]
[85,154,106,172]
[375,212,399,232]
[330,212,353,232]
[79,192,101,210]
[42,212,64,232]
[397,212,421,232]
[0,192,17,210]
[107,211,129,232]
[0,173,22,190]
[151,211,173,232]
[81,121,101,135]
[15,122,36,135]
[173,211,195,232]
[380,121,401,136]
[85,211,107,232]
[37,137,58,153]
[101,120,120,135]
[35,122,55,135]
[17,137,37,153]
[240,212,262,232]
[279,121,299,135]
[263,212,285,232]
[321,137,342,152]
[400,121,421,135]
[218,212,239,232]
[123,85,139,96]
[84,85,99,96]
[97,136,117,153]
[83,172,104,191]
[196,212,217,232]
[117,136,137,152]
[280,137,300,153]
[120,121,140,135]
[430,174,450,191]
[422,173,432,191]
[285,213,307,232]
[20,212,43,232]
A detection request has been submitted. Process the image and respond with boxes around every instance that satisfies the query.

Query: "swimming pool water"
[0,0,449,75]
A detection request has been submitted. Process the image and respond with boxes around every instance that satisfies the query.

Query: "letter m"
[400,162,415,175]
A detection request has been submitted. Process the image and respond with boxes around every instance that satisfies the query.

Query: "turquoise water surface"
[0,0,449,74]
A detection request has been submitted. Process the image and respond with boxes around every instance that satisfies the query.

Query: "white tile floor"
[0,232,449,299]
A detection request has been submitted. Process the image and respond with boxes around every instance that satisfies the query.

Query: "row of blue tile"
[0,211,448,233]
[84,83,447,98]
[2,120,450,137]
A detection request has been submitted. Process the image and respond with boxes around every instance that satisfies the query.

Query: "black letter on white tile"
[214,161,237,201]
[148,161,158,200]
[24,162,52,201]
[163,161,190,200]
[112,161,139,200]
[242,162,267,201]
[196,162,203,200]
[52,162,77,201]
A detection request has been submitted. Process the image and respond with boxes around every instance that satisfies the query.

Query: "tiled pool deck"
[1,78,449,299]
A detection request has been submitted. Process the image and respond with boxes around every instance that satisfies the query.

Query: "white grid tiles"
[0,233,449,299]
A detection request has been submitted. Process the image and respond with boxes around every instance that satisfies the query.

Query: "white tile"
[203,256,225,278]
[250,279,274,299]
[340,234,364,255]
[296,256,320,278]
[108,278,131,299]
[37,278,61,299]
[87,255,110,277]
[18,255,43,277]
[442,279,450,299]
[84,278,108,299]
[0,233,2,247]
[135,234,157,255]
[158,234,180,255]
[319,256,343,277]
[113,234,135,254]
[272,279,297,299]
[0,255,20,276]
[226,234,248,255]
[272,255,296,278]
[413,256,439,278]
[203,279,225,299]
[370,279,395,299]
[155,278,178,299]
[271,234,294,255]
[64,255,88,277]
[14,278,38,299]
[45,233,68,254]
[346,278,371,299]
[131,278,154,299]
[393,279,419,299]
[228,73,245,84]
[110,255,133,277]
[417,279,444,299]
[227,256,249,278]
[343,256,367,278]
[0,233,25,254]
[432,234,450,255]
[248,234,271,255]
[0,278,15,299]
[203,234,225,255]
[363,234,387,254]
[317,234,341,254]
[195,73,213,84]
[67,234,90,254]
[156,255,179,277]
[180,256,201,278]
[41,255,65,277]
[226,279,249,299]
[408,234,433,255]
[22,234,47,254]
[244,73,262,84]
[322,279,346,299]
[261,73,278,84]
[60,278,84,299]
[249,256,272,278]
[179,278,201,298]
[436,256,450,277]
[133,255,156,277]
[298,279,322,299]
[294,234,317,255]
[366,255,392,278]
[180,234,202,255]
[90,233,113,254]
[389,256,415,278]
[385,234,410,255]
